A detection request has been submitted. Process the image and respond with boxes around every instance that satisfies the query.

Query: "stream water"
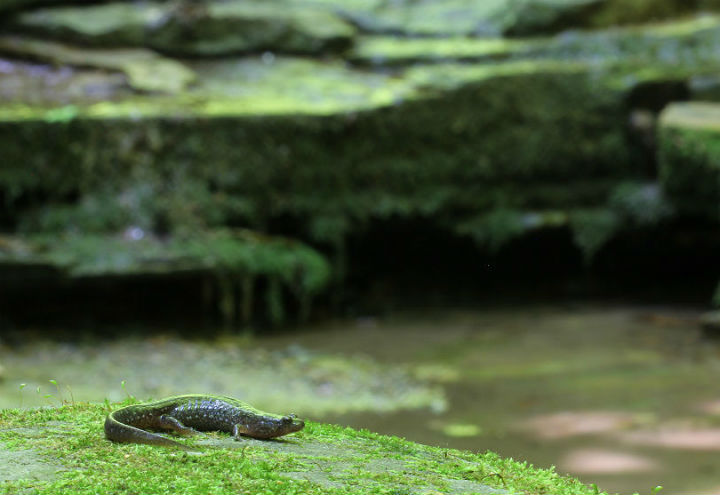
[266,305,720,495]
[2,304,719,494]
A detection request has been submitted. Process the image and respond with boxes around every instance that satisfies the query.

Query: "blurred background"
[2,0,720,493]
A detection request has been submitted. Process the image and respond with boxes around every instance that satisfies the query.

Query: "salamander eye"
[282,414,295,424]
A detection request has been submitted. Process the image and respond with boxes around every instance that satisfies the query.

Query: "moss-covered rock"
[581,0,720,30]
[0,0,103,15]
[4,0,720,306]
[295,0,720,37]
[350,35,547,66]
[9,0,356,56]
[0,58,636,260]
[0,400,604,494]
[0,229,330,325]
[658,102,720,221]
[149,1,356,56]
[501,0,604,36]
[351,14,720,73]
[0,35,196,93]
[7,2,159,45]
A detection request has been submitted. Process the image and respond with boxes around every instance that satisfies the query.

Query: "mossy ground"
[0,400,602,495]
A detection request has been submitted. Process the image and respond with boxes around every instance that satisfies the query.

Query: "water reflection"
[266,305,720,495]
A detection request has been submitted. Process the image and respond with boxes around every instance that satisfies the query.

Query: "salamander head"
[236,413,305,439]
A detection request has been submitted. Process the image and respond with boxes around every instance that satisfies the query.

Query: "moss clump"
[0,399,605,495]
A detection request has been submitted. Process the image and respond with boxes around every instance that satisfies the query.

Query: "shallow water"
[265,305,720,495]
[2,304,720,494]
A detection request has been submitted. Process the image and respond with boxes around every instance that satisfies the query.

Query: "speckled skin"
[105,394,305,449]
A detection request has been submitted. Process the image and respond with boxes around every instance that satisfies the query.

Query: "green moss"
[0,400,604,495]
[658,102,720,221]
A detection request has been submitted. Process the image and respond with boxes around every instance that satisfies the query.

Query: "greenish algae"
[658,102,720,221]
[0,400,605,494]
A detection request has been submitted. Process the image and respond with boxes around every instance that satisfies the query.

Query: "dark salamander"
[105,394,304,449]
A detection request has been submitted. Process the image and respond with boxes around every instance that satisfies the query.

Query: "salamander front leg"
[158,415,198,436]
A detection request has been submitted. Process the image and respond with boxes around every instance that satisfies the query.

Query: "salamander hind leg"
[232,423,250,440]
[158,415,198,436]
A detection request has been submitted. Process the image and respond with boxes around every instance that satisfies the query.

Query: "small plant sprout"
[591,483,600,495]
[120,380,135,400]
[651,487,663,494]
[49,379,63,403]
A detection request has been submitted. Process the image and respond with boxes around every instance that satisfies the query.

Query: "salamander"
[104,394,305,449]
